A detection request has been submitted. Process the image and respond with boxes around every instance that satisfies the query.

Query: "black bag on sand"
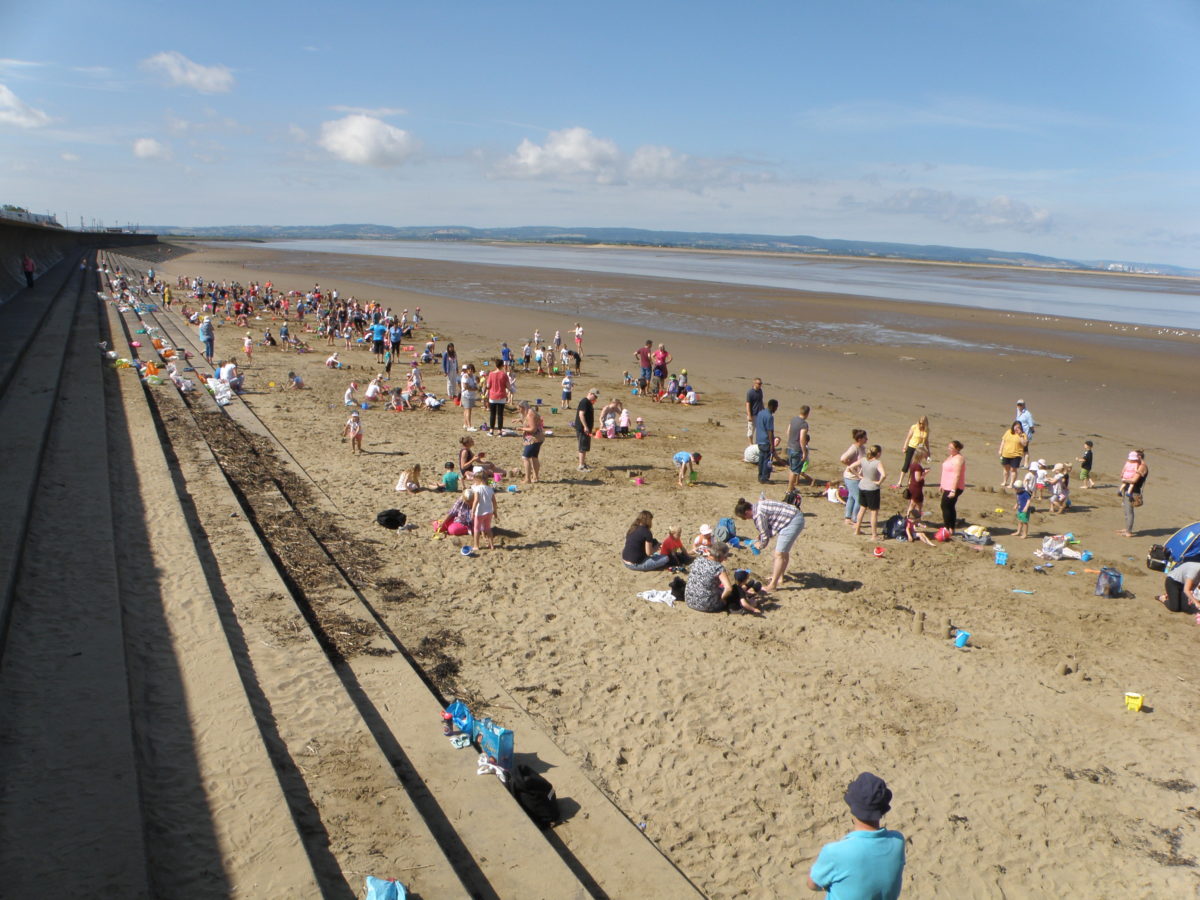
[376,509,407,530]
[511,764,560,829]
[1146,544,1169,572]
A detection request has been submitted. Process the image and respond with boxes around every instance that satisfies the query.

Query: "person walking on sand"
[574,388,598,471]
[734,495,805,592]
[786,405,812,491]
[342,410,363,454]
[1117,449,1148,537]
[21,253,34,288]
[807,772,905,899]
[938,440,966,535]
[198,315,215,366]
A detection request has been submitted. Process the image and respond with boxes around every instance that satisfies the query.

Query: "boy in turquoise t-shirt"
[808,772,905,899]
[440,462,460,493]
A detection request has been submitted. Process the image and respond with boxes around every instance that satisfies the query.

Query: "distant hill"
[143,224,1199,277]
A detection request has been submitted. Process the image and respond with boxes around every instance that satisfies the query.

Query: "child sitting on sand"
[903,510,937,545]
[344,382,359,406]
[286,371,304,390]
[1048,463,1071,514]
[326,352,343,368]
[342,411,363,454]
[395,464,423,493]
[693,523,714,557]
[658,526,691,567]
[438,462,459,493]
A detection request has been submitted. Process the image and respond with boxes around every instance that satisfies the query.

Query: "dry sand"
[144,242,1199,896]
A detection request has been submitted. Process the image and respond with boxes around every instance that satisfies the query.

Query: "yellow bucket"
[1124,692,1143,712]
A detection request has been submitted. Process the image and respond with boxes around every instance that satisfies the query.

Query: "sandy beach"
[21,240,1200,897]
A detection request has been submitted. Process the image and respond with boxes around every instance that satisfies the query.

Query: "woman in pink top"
[485,359,510,431]
[938,440,966,534]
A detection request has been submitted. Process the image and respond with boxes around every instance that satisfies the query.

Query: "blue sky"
[2,0,1199,266]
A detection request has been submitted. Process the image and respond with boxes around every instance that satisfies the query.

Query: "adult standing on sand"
[198,315,215,366]
[840,429,868,527]
[485,359,509,432]
[786,406,812,491]
[998,422,1028,489]
[634,340,653,385]
[1117,449,1149,537]
[938,440,967,534]
[442,342,459,400]
[21,252,35,288]
[755,398,778,484]
[734,495,805,592]
[807,772,905,899]
[574,388,598,471]
[1015,399,1036,466]
[895,415,929,490]
[518,400,545,484]
[745,377,764,442]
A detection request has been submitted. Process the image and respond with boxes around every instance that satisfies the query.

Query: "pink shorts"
[473,512,493,534]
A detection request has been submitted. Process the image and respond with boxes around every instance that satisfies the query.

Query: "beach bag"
[376,509,407,530]
[510,764,560,829]
[1146,544,1169,572]
[476,718,514,771]
[714,517,737,544]
[882,514,906,540]
[1094,567,1123,598]
[365,876,408,900]
[445,699,474,737]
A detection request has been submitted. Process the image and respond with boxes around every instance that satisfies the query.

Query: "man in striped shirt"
[734,496,805,592]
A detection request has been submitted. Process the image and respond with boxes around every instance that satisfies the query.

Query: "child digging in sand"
[674,451,702,486]
[342,410,363,454]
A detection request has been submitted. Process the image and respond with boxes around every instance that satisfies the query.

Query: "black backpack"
[376,509,407,530]
[510,764,560,829]
[882,514,907,540]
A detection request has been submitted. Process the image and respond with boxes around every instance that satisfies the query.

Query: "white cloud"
[0,83,51,128]
[330,105,407,117]
[60,151,80,162]
[501,127,621,182]
[132,137,171,160]
[873,187,1052,233]
[497,126,769,190]
[141,51,234,94]
[318,114,417,166]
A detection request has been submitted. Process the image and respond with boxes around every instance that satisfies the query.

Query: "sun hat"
[1127,451,1139,460]
[699,523,713,535]
[1016,398,1026,405]
[844,772,893,821]
[472,466,484,474]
